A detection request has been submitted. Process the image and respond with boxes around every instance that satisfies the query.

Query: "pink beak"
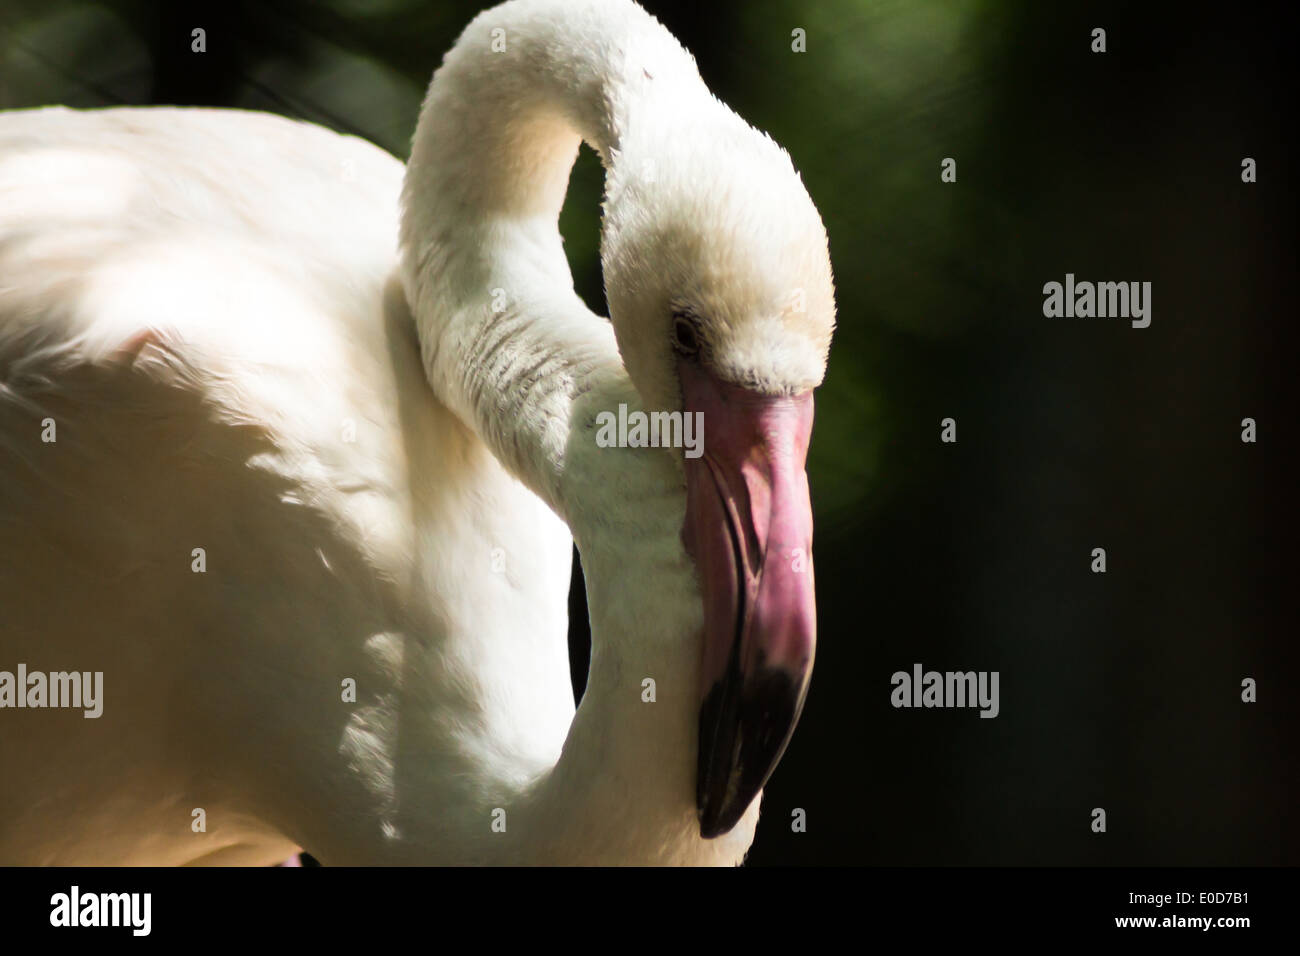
[679,359,816,838]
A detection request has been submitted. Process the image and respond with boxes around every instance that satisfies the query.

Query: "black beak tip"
[696,668,808,840]
[698,804,741,840]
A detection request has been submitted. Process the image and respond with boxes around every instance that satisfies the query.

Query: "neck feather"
[401,0,703,516]
[395,0,757,864]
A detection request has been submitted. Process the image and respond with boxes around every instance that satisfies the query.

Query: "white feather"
[0,0,832,865]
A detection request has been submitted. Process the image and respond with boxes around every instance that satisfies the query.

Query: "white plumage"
[0,0,835,864]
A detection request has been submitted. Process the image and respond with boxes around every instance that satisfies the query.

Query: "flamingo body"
[0,0,835,866]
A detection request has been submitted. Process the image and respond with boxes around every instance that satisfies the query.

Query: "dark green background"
[2,0,1292,864]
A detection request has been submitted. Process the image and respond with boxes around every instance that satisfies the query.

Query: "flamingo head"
[600,103,836,838]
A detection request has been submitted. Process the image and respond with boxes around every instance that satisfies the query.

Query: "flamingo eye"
[672,312,701,357]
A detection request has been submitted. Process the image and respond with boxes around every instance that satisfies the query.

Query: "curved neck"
[395,1,755,863]
[401,0,702,517]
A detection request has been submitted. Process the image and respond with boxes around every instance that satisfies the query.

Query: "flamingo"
[0,0,835,865]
